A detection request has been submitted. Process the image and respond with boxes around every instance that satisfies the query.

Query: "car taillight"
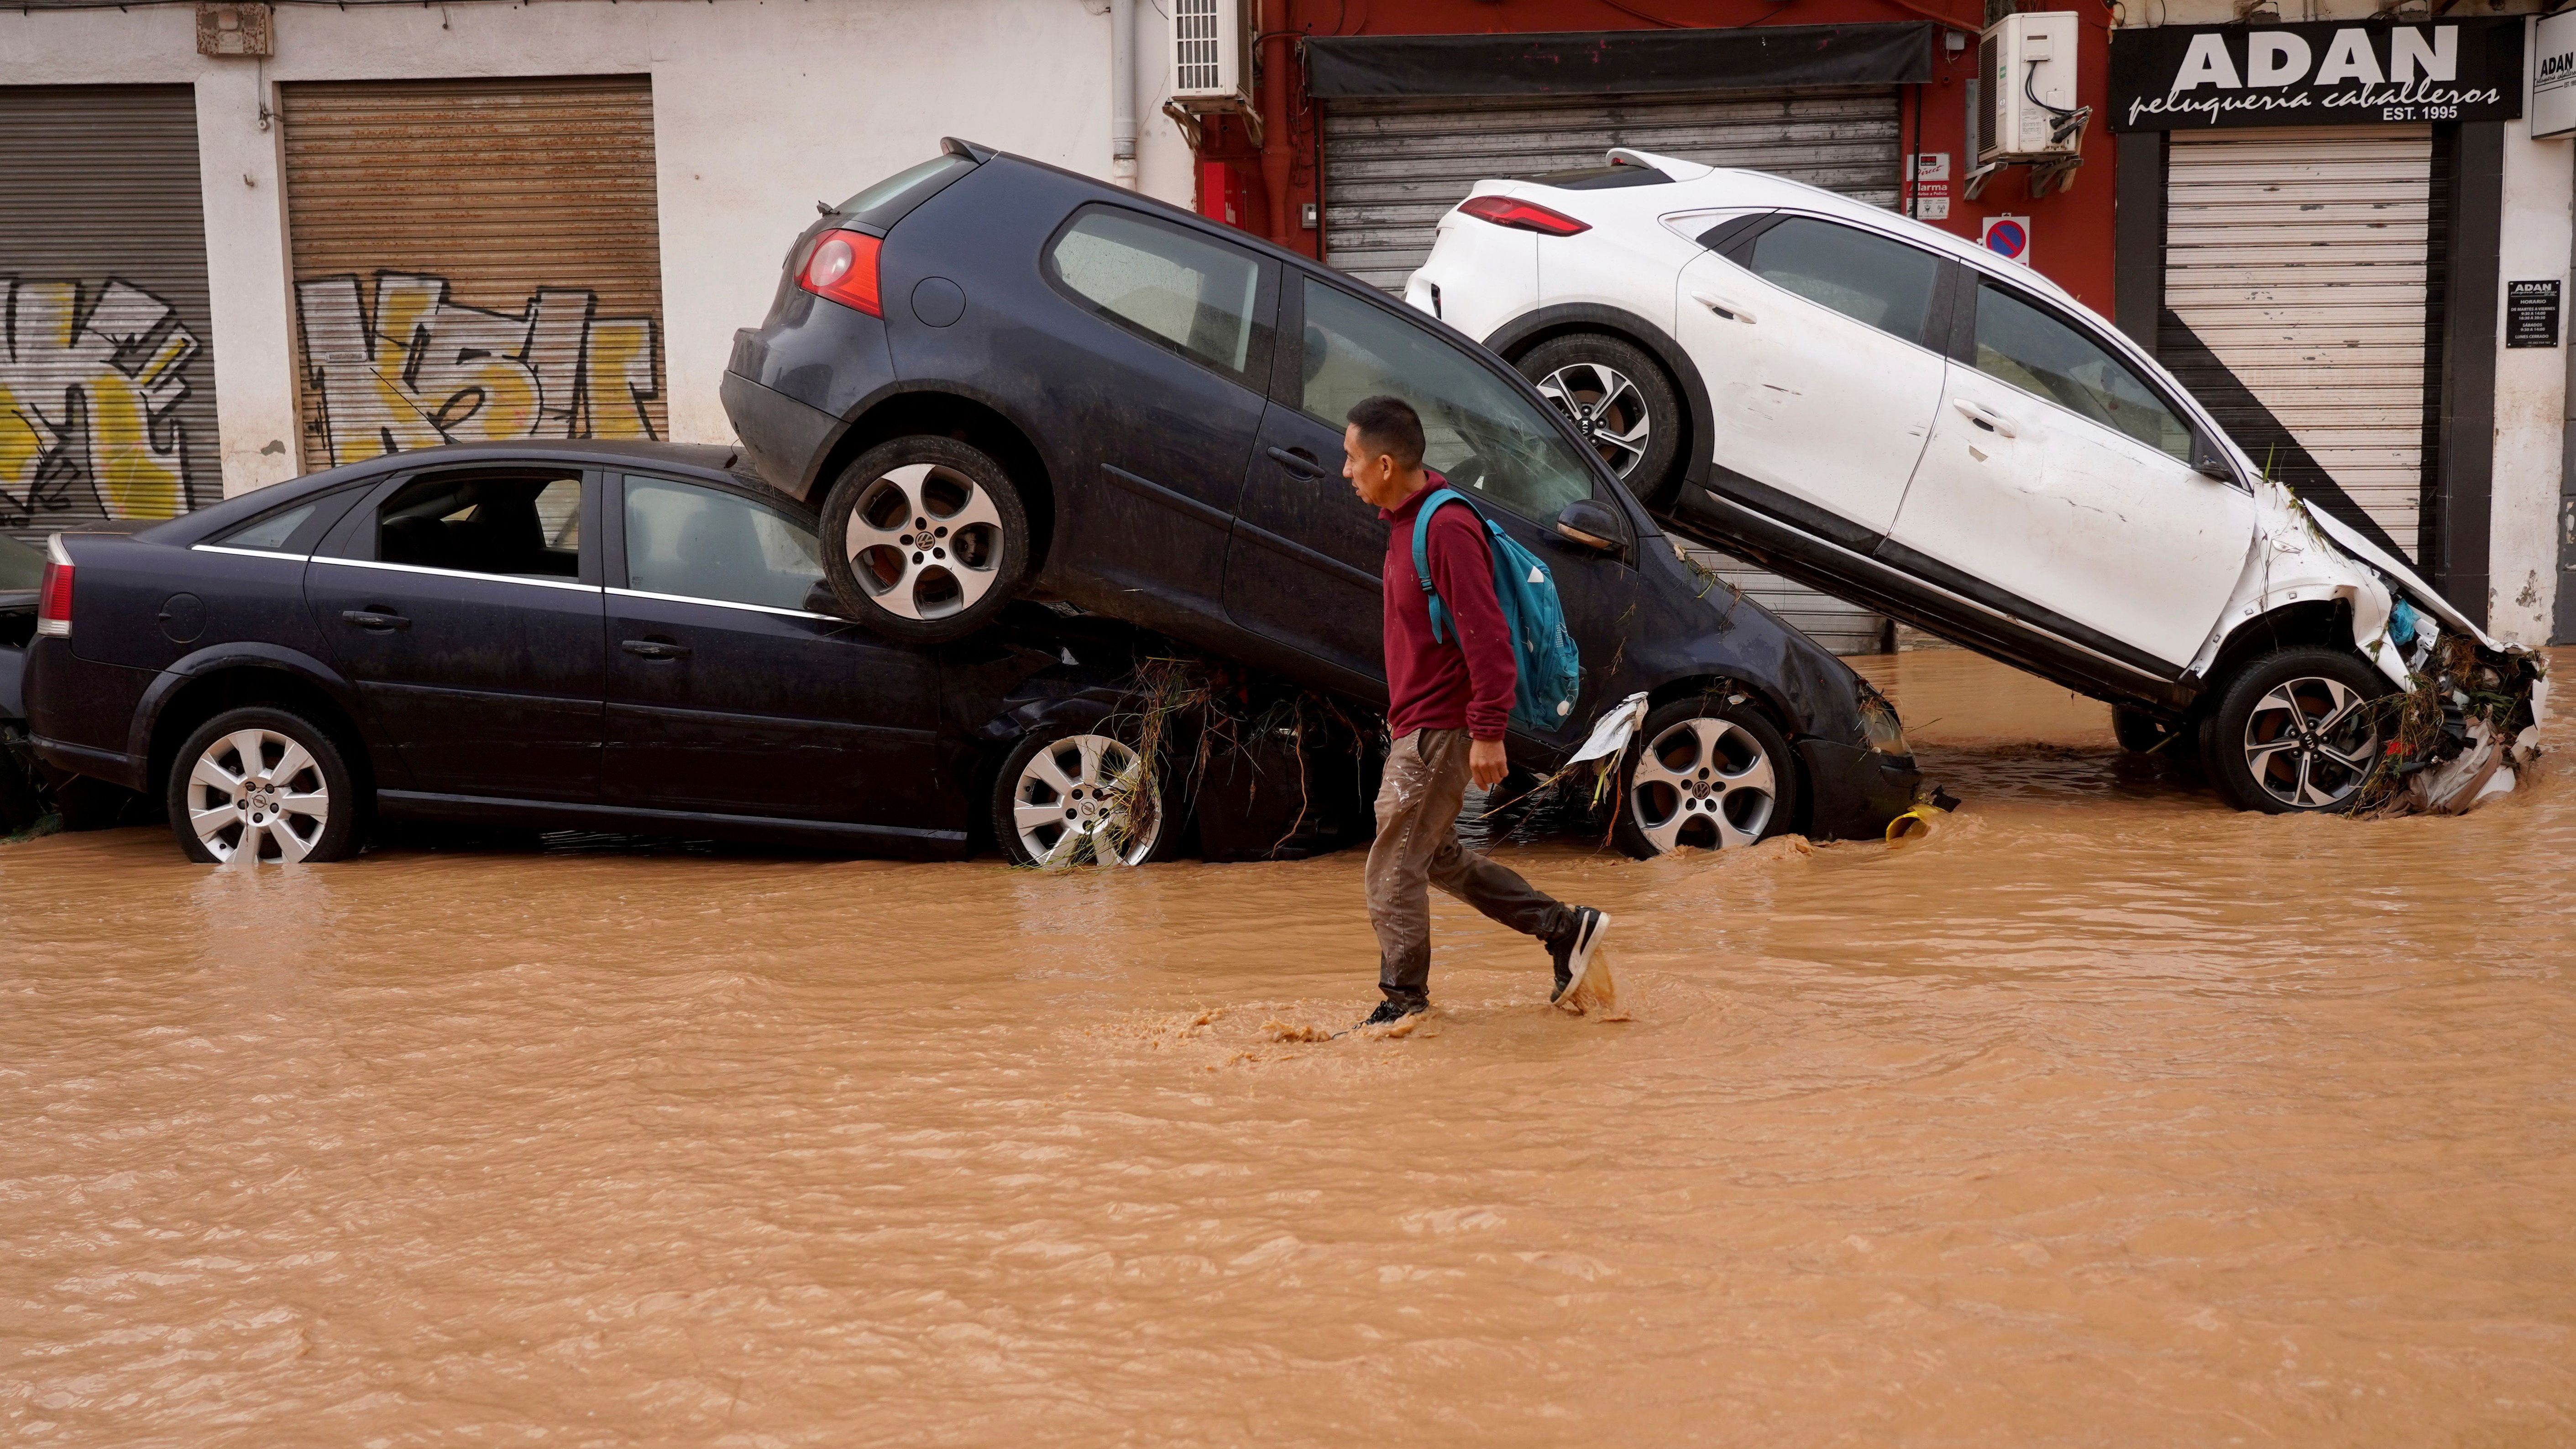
[1458,194,1591,237]
[797,229,883,317]
[35,537,72,638]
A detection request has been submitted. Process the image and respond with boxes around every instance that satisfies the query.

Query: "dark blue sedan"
[19,442,1193,865]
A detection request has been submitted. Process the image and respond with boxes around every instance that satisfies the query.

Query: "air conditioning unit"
[1169,0,1250,104]
[1976,10,2082,165]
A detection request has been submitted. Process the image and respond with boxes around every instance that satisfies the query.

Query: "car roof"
[1501,152,2091,314]
[127,440,768,549]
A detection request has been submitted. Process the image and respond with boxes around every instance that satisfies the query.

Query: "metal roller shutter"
[2163,125,2433,557]
[282,76,667,472]
[0,84,220,540]
[1322,88,1901,655]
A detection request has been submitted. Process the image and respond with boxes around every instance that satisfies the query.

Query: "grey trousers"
[1367,728,1573,1009]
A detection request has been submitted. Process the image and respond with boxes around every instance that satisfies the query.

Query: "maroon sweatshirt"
[1381,482,1517,742]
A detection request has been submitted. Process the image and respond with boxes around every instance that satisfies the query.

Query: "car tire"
[166,706,364,864]
[2201,646,2393,814]
[993,721,1179,868]
[1612,696,1799,859]
[820,435,1031,644]
[1515,333,1683,501]
[2112,705,2180,755]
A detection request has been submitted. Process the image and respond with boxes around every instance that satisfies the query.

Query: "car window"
[1297,279,1597,522]
[0,535,41,590]
[377,473,582,577]
[1748,217,1942,348]
[835,152,975,228]
[624,476,829,613]
[218,502,319,553]
[1972,282,2194,460]
[1049,207,1267,380]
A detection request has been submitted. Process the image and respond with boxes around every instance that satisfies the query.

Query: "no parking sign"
[1981,215,2031,267]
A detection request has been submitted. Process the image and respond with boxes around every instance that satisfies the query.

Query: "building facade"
[0,0,1198,535]
[10,0,2567,652]
[1181,0,2121,653]
[1180,0,2570,647]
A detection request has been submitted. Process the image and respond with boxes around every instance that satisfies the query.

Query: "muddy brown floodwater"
[5,649,2575,1447]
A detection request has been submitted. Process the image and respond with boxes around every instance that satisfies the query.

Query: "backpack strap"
[1410,488,1470,644]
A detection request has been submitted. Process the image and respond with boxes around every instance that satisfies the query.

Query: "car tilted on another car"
[18,441,1227,866]
[721,139,1922,854]
[1407,147,2519,814]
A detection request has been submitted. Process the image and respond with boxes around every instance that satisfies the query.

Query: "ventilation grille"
[1173,0,1227,93]
[1977,34,2000,158]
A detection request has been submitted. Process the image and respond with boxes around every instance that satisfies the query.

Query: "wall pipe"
[1110,0,1139,188]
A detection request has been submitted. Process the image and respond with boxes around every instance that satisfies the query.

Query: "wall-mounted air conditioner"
[1977,11,2082,166]
[1165,0,1261,148]
[1169,0,1250,103]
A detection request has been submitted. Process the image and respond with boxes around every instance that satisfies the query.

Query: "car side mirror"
[1554,498,1626,554]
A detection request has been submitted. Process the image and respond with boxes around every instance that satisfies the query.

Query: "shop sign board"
[2507,280,2561,350]
[2110,18,2526,131]
[2536,10,2576,141]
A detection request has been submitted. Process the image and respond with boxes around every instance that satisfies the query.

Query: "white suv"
[1406,148,2518,814]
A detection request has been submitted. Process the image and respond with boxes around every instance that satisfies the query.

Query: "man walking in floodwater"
[1345,395,1610,1029]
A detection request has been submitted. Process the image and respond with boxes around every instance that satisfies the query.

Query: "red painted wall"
[1194,0,2117,315]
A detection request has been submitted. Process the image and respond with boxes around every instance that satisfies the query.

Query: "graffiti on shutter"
[0,275,203,526]
[295,271,661,468]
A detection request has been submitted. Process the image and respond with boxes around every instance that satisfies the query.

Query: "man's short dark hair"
[1346,395,1426,471]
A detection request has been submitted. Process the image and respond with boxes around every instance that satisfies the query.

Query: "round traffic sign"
[1984,219,2028,260]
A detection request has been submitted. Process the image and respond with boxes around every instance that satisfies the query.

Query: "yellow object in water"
[1886,804,1947,844]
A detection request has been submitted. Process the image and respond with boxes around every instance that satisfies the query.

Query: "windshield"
[0,535,42,591]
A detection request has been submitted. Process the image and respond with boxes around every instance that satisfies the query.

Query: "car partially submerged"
[1408,149,2544,814]
[719,140,1926,853]
[17,441,1372,865]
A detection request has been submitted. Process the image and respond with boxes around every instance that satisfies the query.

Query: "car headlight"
[1855,682,1911,758]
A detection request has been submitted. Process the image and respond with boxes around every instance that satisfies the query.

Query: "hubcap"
[184,727,330,863]
[1628,717,1775,853]
[844,462,1005,621]
[1010,733,1162,868]
[1535,362,1651,478]
[2243,675,2380,810]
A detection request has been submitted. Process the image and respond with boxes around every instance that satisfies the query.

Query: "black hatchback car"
[722,139,1920,851]
[19,441,1248,866]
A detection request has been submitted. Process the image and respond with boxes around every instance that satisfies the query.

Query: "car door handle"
[1952,398,2017,438]
[1266,445,1326,479]
[1690,292,1755,324]
[621,638,691,659]
[341,609,410,631]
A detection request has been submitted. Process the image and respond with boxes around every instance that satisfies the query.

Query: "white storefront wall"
[0,0,1196,499]
[2492,42,2574,645]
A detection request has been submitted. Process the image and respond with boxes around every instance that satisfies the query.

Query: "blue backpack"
[1411,488,1584,734]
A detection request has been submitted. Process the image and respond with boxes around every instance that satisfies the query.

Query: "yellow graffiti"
[584,319,657,440]
[0,276,201,525]
[297,272,661,467]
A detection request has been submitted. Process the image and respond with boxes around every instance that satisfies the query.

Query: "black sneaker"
[1357,999,1425,1029]
[1549,908,1612,1006]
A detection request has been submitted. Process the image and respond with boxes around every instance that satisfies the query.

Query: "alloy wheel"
[2241,675,2379,810]
[843,462,1006,620]
[184,727,331,863]
[1628,717,1776,851]
[1010,733,1162,867]
[1535,362,1652,479]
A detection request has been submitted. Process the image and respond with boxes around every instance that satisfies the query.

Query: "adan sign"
[2110,18,2525,132]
